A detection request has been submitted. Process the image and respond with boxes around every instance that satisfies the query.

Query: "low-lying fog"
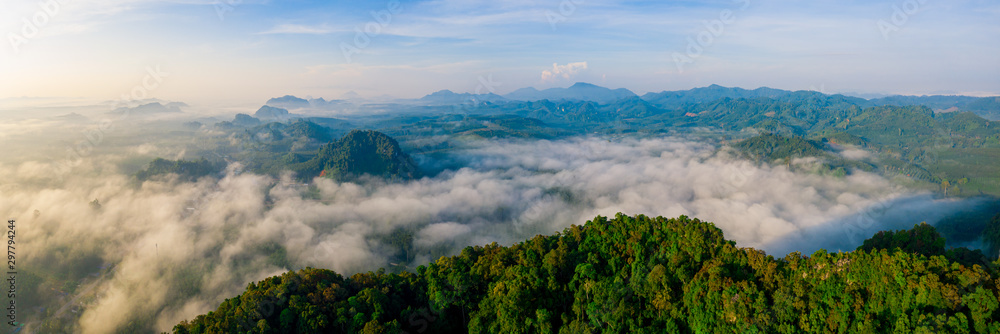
[0,110,987,333]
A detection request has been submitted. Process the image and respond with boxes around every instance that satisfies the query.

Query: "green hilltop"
[173,214,1000,334]
[290,129,423,181]
[138,127,421,182]
[134,158,221,182]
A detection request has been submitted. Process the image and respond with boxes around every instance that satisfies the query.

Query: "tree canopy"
[135,158,220,182]
[291,129,423,181]
[173,214,1000,334]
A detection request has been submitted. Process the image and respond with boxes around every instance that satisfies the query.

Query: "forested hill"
[292,129,423,181]
[730,133,828,161]
[135,158,220,182]
[138,129,420,182]
[727,133,877,176]
[172,214,1000,334]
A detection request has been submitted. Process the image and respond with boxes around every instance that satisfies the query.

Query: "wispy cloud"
[258,23,340,35]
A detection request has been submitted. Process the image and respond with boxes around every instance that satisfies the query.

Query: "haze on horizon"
[2,0,999,106]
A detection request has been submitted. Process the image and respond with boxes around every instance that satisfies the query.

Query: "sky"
[2,0,999,106]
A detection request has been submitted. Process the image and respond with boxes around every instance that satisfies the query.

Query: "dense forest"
[726,133,876,177]
[140,128,421,182]
[173,214,1000,334]
[290,129,423,181]
[135,158,221,182]
[985,213,1000,258]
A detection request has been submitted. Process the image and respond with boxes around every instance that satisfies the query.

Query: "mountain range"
[504,82,638,103]
[260,83,1000,120]
[265,95,347,110]
[412,82,638,105]
[108,102,187,115]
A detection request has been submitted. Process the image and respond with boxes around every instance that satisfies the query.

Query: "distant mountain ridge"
[419,90,508,105]
[255,105,291,120]
[640,84,792,108]
[265,95,309,109]
[503,82,637,103]
[264,84,1000,121]
[109,102,184,115]
[410,82,638,105]
[266,95,347,109]
[408,82,998,118]
[637,85,1000,120]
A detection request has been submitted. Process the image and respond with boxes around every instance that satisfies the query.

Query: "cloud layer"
[1,134,981,333]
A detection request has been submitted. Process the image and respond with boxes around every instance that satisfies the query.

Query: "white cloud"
[415,222,473,248]
[839,147,871,160]
[541,61,588,82]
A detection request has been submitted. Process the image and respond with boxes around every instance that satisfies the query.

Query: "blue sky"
[2,0,998,105]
